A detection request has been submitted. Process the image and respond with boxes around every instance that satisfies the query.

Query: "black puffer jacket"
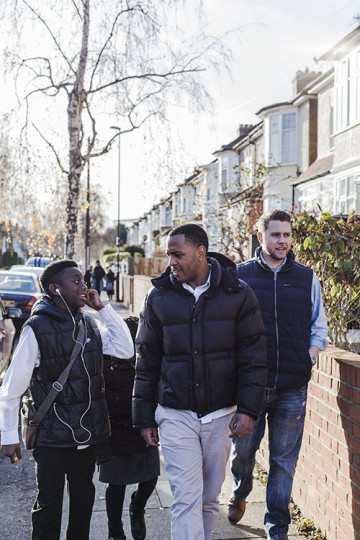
[133,252,267,428]
[103,355,146,454]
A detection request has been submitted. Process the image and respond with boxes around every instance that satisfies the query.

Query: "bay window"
[334,46,360,132]
[269,112,296,164]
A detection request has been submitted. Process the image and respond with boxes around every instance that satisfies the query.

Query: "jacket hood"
[151,250,241,294]
[29,295,83,323]
[254,247,296,271]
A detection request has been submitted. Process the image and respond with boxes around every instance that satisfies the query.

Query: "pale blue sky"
[1,0,359,222]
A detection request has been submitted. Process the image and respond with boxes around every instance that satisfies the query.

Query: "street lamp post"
[85,138,91,271]
[110,126,121,302]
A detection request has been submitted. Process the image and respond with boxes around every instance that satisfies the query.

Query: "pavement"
[0,299,304,540]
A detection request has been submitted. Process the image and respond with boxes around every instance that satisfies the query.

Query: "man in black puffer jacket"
[133,224,267,540]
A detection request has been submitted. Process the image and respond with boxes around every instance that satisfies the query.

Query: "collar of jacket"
[254,246,296,272]
[151,251,242,295]
[30,295,83,323]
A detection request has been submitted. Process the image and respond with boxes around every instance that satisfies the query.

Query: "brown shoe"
[227,497,246,523]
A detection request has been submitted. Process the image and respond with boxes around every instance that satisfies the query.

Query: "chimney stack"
[292,67,322,96]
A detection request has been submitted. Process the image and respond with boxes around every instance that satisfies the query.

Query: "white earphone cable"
[53,289,92,444]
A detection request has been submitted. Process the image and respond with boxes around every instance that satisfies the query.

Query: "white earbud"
[55,288,61,294]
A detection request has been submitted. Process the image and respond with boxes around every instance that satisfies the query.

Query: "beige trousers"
[155,405,233,540]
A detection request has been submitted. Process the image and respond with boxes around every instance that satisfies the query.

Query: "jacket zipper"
[272,271,279,389]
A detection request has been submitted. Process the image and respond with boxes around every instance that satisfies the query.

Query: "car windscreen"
[0,275,36,293]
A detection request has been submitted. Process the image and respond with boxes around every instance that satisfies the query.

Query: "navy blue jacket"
[237,248,313,390]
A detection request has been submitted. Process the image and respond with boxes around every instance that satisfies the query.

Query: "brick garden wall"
[256,346,360,540]
[133,257,167,276]
[121,274,152,315]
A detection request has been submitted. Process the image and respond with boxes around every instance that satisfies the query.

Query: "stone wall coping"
[322,344,360,366]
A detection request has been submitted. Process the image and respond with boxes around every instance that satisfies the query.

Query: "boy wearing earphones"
[0,259,134,540]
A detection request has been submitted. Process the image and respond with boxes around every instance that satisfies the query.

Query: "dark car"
[0,298,22,384]
[0,271,44,332]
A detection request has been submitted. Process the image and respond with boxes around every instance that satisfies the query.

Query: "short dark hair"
[40,259,78,295]
[257,210,292,234]
[169,224,209,252]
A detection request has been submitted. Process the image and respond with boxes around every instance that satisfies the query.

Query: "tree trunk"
[65,0,90,259]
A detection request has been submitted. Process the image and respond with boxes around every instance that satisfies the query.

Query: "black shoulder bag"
[20,320,85,450]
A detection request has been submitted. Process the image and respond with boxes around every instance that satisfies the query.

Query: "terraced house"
[127,25,360,258]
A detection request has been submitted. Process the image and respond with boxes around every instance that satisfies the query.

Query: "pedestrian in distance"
[105,268,116,302]
[93,259,106,296]
[0,259,134,540]
[97,316,160,540]
[228,209,328,540]
[133,223,268,540]
[84,265,93,290]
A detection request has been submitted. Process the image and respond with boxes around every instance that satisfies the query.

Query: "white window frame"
[268,111,297,165]
[242,146,253,188]
[221,157,228,191]
[334,45,360,133]
[296,176,334,213]
[334,175,358,214]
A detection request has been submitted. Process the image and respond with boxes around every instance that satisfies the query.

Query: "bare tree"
[1,0,231,257]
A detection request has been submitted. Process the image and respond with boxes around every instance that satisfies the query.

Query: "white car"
[10,265,44,278]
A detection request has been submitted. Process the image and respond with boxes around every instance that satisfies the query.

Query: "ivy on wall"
[292,210,360,352]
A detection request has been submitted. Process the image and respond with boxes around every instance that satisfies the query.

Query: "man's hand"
[1,443,22,463]
[83,289,105,311]
[308,345,320,361]
[141,427,159,447]
[229,413,254,439]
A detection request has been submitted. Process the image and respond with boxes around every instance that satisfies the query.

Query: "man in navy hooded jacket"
[228,210,328,540]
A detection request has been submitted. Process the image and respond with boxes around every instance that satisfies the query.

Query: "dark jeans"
[106,477,157,537]
[31,445,96,540]
[94,280,102,295]
[230,386,308,540]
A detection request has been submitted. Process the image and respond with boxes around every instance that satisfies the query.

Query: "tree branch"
[19,56,71,94]
[87,111,158,160]
[20,0,76,76]
[31,122,68,174]
[88,67,205,94]
[82,97,97,159]
[70,0,83,20]
[89,6,146,92]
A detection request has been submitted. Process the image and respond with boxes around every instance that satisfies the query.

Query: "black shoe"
[108,521,126,540]
[129,491,146,540]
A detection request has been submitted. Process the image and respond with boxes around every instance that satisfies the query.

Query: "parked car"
[25,256,54,268]
[0,271,44,332]
[10,265,44,279]
[0,298,22,384]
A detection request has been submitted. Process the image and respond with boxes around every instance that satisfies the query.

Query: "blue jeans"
[230,386,308,540]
